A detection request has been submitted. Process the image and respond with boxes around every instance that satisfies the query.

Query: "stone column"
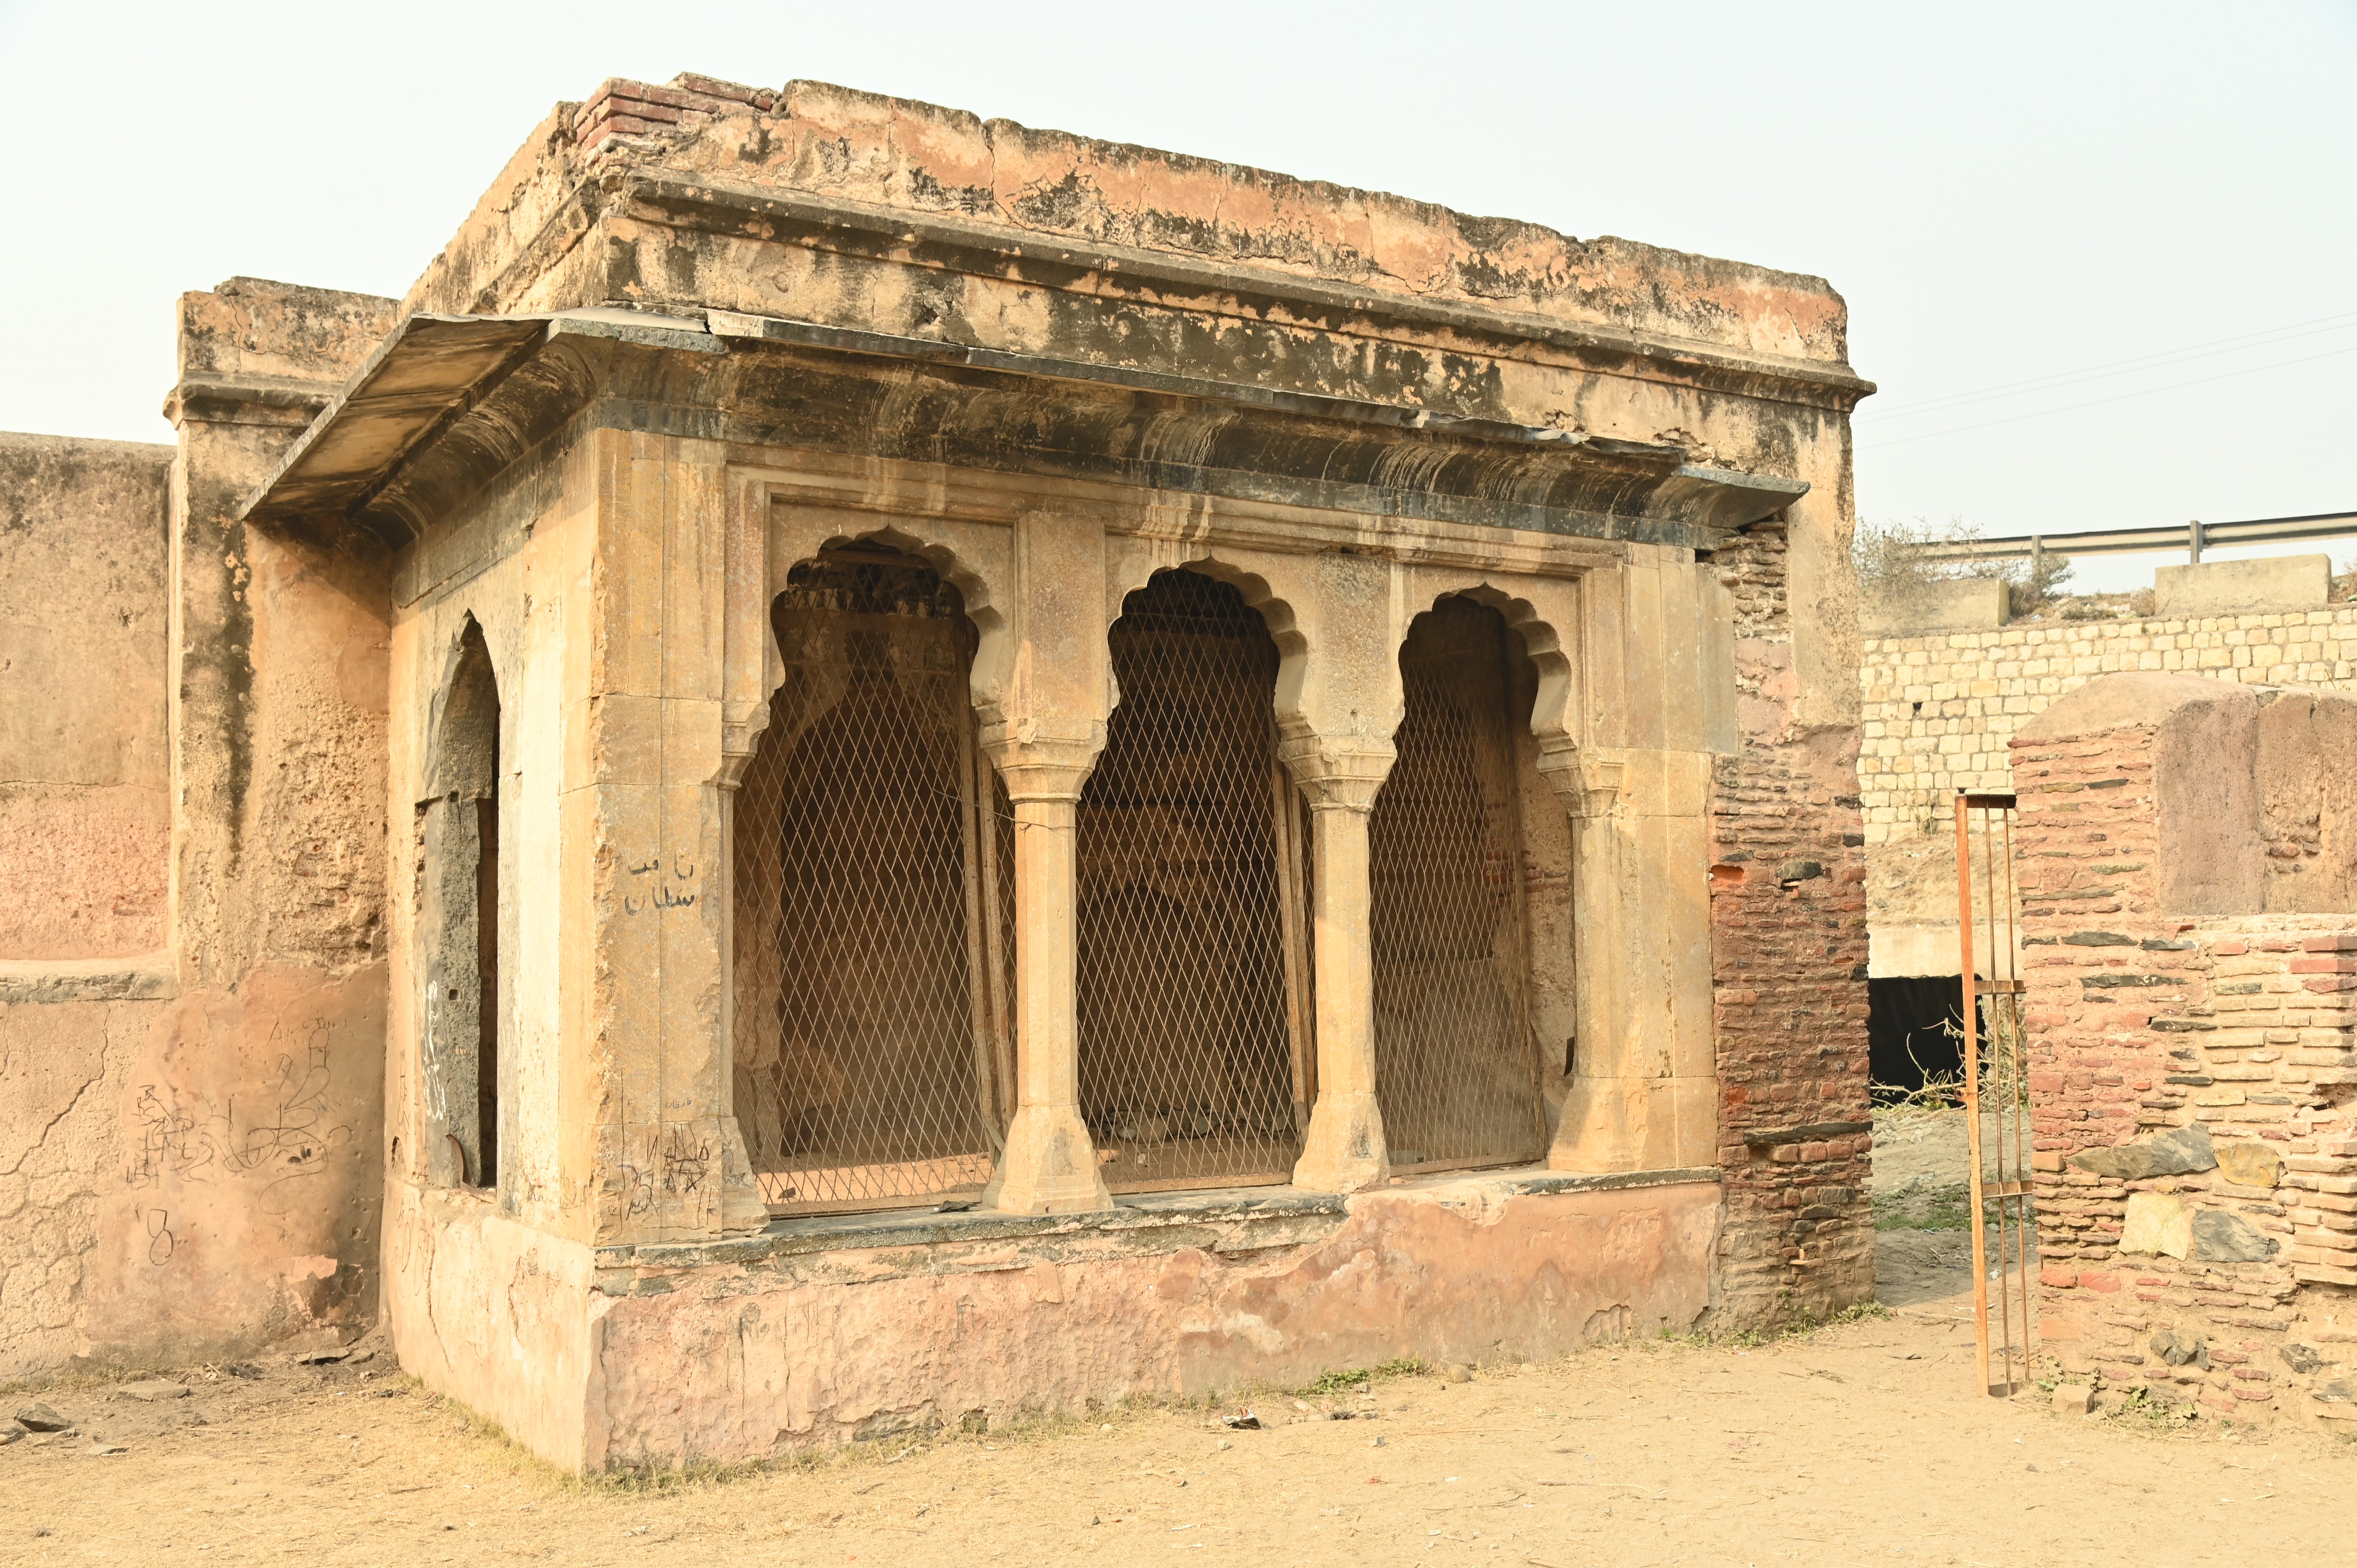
[970,509,1115,1215]
[1284,742,1395,1193]
[981,740,1115,1215]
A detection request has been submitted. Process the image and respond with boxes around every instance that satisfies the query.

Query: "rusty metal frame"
[1957,791,2035,1396]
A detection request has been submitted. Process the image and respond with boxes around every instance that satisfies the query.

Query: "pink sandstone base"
[388,1174,1719,1471]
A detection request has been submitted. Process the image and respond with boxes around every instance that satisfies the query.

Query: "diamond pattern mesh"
[731,550,1014,1216]
[1077,569,1308,1192]
[1369,597,1545,1172]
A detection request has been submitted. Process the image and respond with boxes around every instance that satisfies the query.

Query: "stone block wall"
[1866,607,2357,839]
[2015,685,2357,1426]
[1707,521,1875,1328]
[1861,604,2357,967]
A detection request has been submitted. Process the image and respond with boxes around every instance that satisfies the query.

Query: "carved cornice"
[237,309,1811,557]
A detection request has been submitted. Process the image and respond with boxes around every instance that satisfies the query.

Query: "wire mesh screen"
[731,549,1015,1216]
[1077,569,1309,1192]
[1369,597,1545,1172]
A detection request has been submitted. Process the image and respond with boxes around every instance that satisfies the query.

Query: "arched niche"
[420,616,502,1190]
[1368,592,1578,1169]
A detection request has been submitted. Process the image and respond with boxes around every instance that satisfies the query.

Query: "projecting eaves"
[238,305,1809,550]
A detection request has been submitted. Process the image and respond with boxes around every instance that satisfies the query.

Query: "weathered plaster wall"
[0,433,175,1377]
[0,988,164,1380]
[398,1175,1716,1471]
[0,280,401,1378]
[0,434,171,959]
[129,277,402,1366]
[382,428,587,1245]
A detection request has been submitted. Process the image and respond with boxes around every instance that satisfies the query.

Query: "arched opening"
[422,616,500,1189]
[1369,595,1553,1172]
[1077,568,1309,1192]
[732,546,1015,1215]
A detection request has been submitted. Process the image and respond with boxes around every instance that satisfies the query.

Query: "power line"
[1859,343,2357,450]
[1859,309,2357,421]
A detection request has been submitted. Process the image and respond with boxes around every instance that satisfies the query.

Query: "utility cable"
[1859,310,2357,422]
[1859,343,2357,450]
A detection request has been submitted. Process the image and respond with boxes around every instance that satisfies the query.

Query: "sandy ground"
[6,1118,2346,1567]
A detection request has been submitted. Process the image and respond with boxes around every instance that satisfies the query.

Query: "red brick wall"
[575,75,776,153]
[1708,520,1875,1328]
[2016,708,2357,1421]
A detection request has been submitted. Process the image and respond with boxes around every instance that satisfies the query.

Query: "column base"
[1292,1089,1389,1192]
[985,1104,1114,1215]
[1548,1075,1717,1172]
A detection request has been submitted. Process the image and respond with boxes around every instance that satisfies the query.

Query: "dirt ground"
[7,1116,2351,1567]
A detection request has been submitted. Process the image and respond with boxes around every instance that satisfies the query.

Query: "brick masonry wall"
[1708,521,1876,1328]
[575,75,778,154]
[2014,717,2357,1425]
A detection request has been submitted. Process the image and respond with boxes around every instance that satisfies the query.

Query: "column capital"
[1535,738,1624,819]
[1277,731,1395,812]
[980,719,1104,803]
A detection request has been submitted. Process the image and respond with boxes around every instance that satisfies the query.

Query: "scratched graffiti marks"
[609,1162,652,1219]
[602,1126,723,1226]
[125,1017,353,1208]
[662,1126,712,1195]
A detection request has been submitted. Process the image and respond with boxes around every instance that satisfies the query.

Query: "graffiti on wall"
[124,1015,353,1217]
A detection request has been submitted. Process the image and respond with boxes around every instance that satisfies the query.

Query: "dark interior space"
[1869,975,1968,1101]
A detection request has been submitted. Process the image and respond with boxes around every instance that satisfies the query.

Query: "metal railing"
[1919,509,2357,565]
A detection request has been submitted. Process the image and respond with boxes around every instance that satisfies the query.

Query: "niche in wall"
[419,618,501,1189]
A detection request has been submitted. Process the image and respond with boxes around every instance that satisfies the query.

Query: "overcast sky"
[3,1,2350,591]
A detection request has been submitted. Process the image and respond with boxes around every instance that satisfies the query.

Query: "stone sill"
[592,1164,1719,1296]
[0,953,176,1004]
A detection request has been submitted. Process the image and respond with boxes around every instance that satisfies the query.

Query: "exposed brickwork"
[574,74,777,154]
[2015,715,2357,1424]
[1708,521,1874,1327]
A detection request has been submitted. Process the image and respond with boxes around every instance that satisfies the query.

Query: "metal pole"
[2189,519,2205,564]
[1957,795,1992,1395]
[1982,805,2013,1393]
[2005,809,2034,1386]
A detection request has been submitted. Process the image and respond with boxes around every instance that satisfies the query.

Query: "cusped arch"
[1128,551,1311,727]
[743,523,1011,775]
[1404,577,1580,750]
